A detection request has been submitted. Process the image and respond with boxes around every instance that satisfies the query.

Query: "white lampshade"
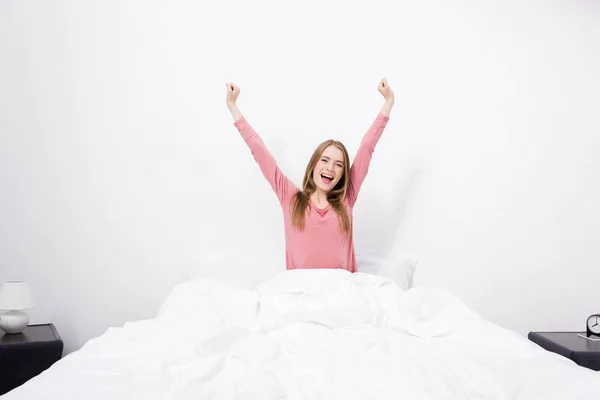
[0,281,36,310]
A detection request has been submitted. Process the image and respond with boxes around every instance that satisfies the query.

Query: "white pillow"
[186,252,417,291]
[356,252,417,291]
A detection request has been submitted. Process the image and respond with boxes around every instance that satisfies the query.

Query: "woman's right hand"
[225,82,240,106]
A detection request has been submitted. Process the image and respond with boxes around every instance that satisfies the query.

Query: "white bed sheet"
[3,269,599,399]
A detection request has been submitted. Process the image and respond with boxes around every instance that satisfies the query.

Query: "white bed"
[3,269,599,399]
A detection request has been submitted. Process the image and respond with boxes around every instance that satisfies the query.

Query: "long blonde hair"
[291,140,352,234]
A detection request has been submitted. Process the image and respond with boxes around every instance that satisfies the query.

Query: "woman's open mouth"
[321,173,334,184]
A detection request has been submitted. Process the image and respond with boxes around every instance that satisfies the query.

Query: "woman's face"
[312,145,344,193]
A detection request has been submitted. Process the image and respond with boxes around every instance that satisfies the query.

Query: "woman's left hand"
[377,78,394,103]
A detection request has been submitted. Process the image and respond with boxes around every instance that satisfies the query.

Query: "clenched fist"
[377,78,394,103]
[225,82,240,105]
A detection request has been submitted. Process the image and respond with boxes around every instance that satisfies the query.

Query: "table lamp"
[0,281,36,334]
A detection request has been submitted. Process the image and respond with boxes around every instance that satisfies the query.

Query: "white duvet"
[4,269,599,399]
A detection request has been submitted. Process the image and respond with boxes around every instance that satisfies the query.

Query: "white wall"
[1,0,599,354]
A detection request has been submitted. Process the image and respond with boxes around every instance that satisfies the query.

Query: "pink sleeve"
[234,117,298,206]
[347,113,390,206]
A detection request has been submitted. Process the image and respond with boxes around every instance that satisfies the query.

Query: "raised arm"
[347,78,395,206]
[226,82,298,206]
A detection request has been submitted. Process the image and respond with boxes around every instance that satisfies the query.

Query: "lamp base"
[0,310,29,334]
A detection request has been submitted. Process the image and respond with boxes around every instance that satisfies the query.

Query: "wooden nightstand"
[528,331,600,371]
[0,323,64,395]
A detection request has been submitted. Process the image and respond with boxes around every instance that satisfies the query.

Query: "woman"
[226,78,394,273]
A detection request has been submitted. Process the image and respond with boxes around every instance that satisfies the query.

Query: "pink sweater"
[234,113,390,272]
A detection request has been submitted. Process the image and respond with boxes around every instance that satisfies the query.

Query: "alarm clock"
[586,313,600,338]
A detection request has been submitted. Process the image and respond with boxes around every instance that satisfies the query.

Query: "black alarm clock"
[576,314,600,341]
[586,313,600,338]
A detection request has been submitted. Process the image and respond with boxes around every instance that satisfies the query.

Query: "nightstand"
[528,331,600,371]
[0,323,64,395]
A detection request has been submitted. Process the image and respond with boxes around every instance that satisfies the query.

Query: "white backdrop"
[1,0,599,354]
